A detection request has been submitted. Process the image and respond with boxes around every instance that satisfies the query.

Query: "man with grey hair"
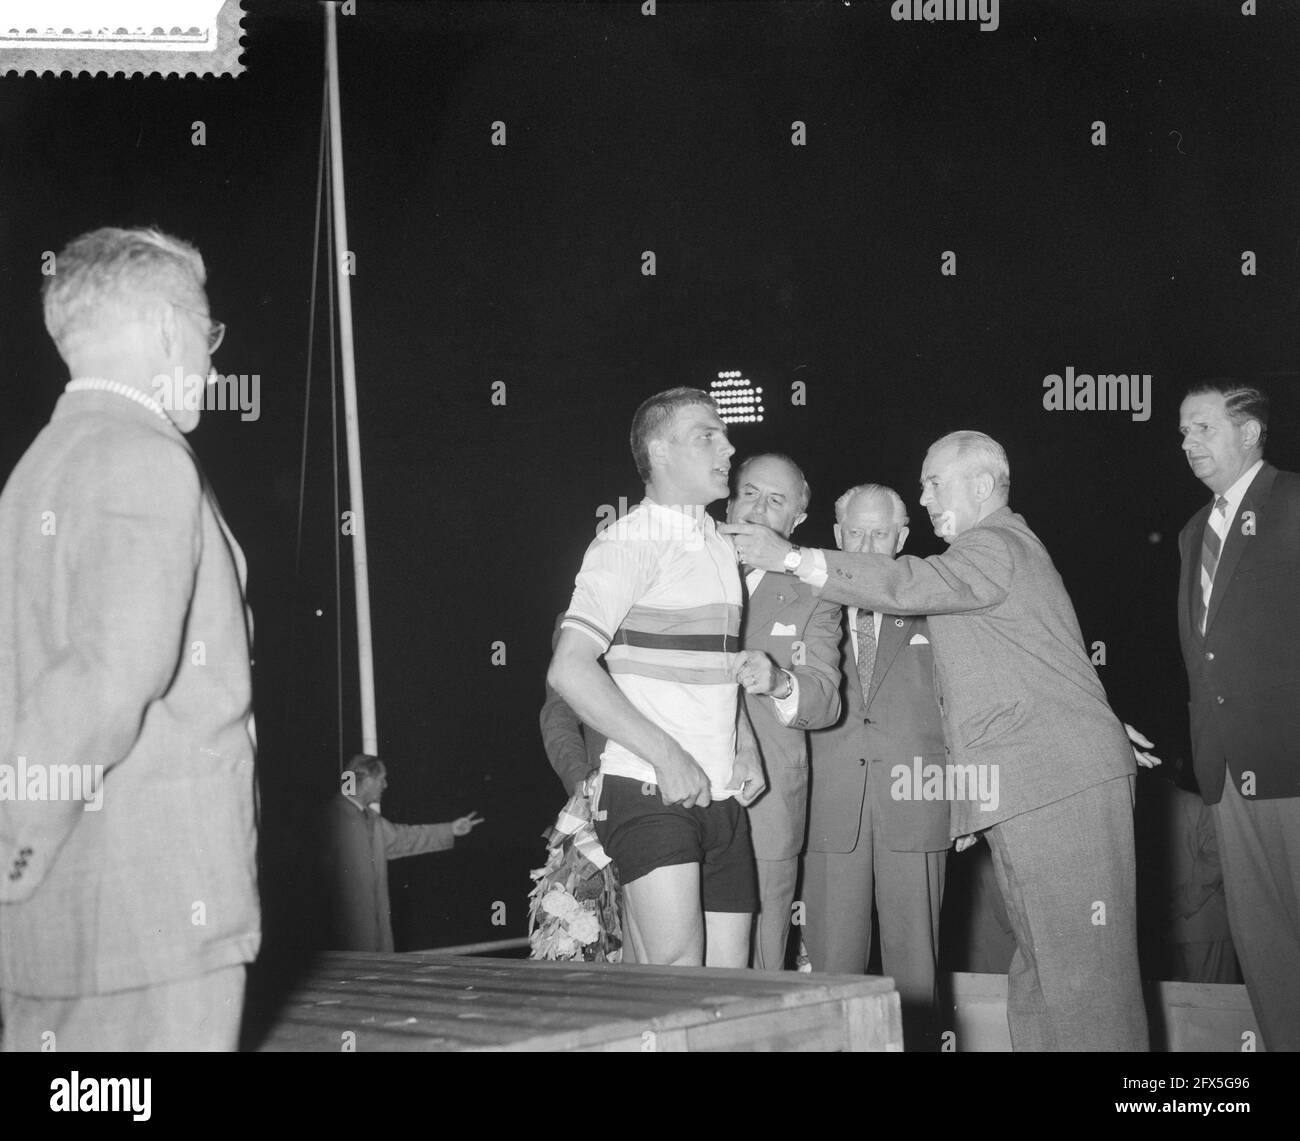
[801,482,950,1049]
[0,227,258,1050]
[725,430,1151,1050]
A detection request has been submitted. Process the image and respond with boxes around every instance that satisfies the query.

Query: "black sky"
[1,0,1297,952]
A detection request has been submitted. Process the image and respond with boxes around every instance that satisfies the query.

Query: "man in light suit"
[0,227,259,1050]
[727,454,841,970]
[802,484,949,1050]
[725,430,1149,1050]
[1177,381,1300,1049]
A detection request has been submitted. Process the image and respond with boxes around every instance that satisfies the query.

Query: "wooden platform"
[256,952,902,1051]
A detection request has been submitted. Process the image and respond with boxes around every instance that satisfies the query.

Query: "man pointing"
[722,430,1149,1051]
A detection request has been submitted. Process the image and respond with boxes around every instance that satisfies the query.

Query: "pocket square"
[771,622,797,637]
[909,633,930,644]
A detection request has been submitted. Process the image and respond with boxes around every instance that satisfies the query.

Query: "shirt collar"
[341,790,369,815]
[640,497,715,534]
[1217,459,1264,518]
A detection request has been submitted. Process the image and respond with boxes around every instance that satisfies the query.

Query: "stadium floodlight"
[710,370,764,425]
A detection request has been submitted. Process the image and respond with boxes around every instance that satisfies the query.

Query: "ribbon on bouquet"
[540,779,612,874]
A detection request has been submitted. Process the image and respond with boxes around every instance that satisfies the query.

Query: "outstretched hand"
[717,521,794,573]
[452,811,485,837]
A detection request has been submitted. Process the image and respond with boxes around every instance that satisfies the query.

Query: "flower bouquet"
[527,786,622,963]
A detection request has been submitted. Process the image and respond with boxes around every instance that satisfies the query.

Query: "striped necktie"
[855,608,877,705]
[1197,495,1229,634]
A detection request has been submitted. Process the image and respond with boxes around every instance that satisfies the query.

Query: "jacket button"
[1205,651,1214,661]
[1217,695,1225,704]
[858,758,866,766]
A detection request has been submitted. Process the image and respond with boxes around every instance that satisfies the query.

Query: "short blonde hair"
[42,226,207,353]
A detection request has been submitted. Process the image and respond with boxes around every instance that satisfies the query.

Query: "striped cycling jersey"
[562,499,742,797]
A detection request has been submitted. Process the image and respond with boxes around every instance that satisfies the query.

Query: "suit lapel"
[1184,504,1210,642]
[1205,463,1275,635]
[838,614,862,707]
[866,613,911,710]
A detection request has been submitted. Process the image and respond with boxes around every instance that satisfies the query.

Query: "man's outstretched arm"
[720,521,1011,616]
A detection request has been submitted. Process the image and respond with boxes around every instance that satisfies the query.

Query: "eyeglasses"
[172,301,226,354]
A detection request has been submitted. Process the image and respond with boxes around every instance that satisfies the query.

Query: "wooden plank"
[844,993,903,1052]
[282,956,895,1026]
[309,952,896,996]
[273,972,858,1039]
[258,953,902,1052]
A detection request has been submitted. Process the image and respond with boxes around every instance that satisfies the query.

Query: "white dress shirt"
[1202,458,1264,619]
[746,566,801,724]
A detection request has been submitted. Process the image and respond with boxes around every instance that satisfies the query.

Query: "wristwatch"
[772,669,795,700]
[782,544,804,573]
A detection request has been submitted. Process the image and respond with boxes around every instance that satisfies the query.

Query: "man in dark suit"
[802,484,948,1049]
[541,611,606,797]
[727,455,842,970]
[322,754,482,951]
[724,430,1150,1051]
[1177,381,1300,1050]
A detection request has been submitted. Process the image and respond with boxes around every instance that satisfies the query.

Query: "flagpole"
[325,1,378,755]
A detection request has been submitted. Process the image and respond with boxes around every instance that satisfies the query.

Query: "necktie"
[1197,495,1229,634]
[855,609,877,705]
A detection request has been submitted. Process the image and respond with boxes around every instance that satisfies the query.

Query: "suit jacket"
[819,506,1134,836]
[540,612,605,795]
[0,389,260,996]
[740,572,841,860]
[808,612,949,853]
[322,794,456,952]
[1178,462,1300,802]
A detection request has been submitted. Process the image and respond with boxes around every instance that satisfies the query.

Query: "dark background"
[1,0,1297,958]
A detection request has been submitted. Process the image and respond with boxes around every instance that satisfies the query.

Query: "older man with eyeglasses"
[0,226,260,1051]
